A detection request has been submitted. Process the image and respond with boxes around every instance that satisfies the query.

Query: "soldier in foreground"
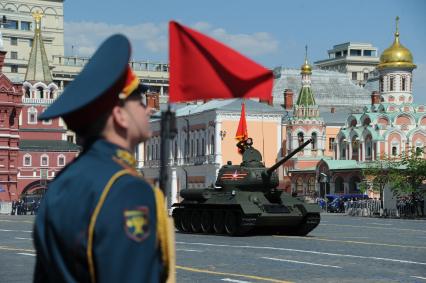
[33,34,171,282]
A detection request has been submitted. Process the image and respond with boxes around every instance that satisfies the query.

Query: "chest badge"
[124,207,150,242]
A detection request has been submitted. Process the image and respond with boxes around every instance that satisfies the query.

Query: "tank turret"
[215,138,312,191]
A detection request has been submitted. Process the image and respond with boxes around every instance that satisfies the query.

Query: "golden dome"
[301,59,312,75]
[301,45,312,74]
[377,17,416,70]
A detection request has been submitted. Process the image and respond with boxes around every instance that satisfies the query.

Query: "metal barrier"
[0,202,12,215]
[345,199,425,218]
[345,199,382,217]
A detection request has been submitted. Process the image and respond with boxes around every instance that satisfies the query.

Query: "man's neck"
[103,133,134,154]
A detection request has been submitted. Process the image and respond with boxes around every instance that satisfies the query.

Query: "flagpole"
[159,104,177,283]
[159,104,177,198]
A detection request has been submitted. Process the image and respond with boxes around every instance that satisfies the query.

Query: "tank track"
[173,207,320,237]
[172,207,253,236]
[292,213,321,236]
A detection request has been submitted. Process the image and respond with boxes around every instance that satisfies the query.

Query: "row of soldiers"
[11,199,40,215]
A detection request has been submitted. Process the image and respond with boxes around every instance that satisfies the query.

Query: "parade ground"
[1,214,426,282]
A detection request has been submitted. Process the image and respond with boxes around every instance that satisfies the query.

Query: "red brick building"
[0,12,79,201]
[0,49,22,201]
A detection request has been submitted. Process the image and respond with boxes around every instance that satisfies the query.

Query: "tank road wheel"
[213,211,225,234]
[224,211,242,236]
[190,210,202,233]
[201,210,213,233]
[293,213,321,236]
[172,209,183,232]
[181,210,192,233]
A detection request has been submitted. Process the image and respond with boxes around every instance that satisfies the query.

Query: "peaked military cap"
[39,34,147,133]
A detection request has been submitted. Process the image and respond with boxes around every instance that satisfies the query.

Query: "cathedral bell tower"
[287,46,325,157]
[377,17,416,105]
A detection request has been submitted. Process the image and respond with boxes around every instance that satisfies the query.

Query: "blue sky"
[64,0,426,103]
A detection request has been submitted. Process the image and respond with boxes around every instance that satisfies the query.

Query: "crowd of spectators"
[316,193,425,218]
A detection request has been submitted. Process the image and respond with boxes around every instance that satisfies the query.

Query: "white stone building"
[314,42,380,86]
[0,0,169,97]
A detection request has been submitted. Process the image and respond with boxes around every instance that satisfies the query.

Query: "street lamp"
[319,172,330,202]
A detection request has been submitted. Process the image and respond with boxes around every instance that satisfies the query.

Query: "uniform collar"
[91,139,137,168]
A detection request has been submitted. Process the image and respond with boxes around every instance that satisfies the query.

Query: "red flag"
[169,21,273,103]
[235,102,248,141]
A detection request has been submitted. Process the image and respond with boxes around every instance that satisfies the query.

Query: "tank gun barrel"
[266,138,313,175]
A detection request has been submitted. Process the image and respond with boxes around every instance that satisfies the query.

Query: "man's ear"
[111,105,128,128]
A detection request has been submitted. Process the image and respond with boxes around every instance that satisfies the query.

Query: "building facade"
[319,18,425,197]
[0,49,22,201]
[314,42,380,86]
[0,9,79,201]
[0,0,169,101]
[0,0,64,82]
[141,100,285,208]
[285,52,328,197]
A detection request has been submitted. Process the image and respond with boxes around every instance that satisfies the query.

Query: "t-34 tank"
[172,138,321,236]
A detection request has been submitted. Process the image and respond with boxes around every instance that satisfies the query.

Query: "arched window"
[340,138,346,159]
[415,143,424,157]
[42,108,52,125]
[41,154,49,167]
[311,133,317,150]
[351,136,359,160]
[37,86,44,99]
[349,176,361,193]
[297,132,304,146]
[210,135,215,155]
[202,138,205,155]
[307,177,316,195]
[296,177,304,194]
[365,135,372,161]
[152,144,155,160]
[401,77,406,91]
[184,138,188,158]
[380,77,384,92]
[335,177,344,193]
[389,77,394,91]
[57,155,65,166]
[9,108,16,127]
[156,144,160,160]
[25,87,31,98]
[362,117,371,127]
[28,107,37,124]
[392,146,398,156]
[49,87,56,99]
[23,154,32,166]
[151,144,154,160]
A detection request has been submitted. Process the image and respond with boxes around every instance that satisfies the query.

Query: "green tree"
[361,157,395,208]
[388,148,426,198]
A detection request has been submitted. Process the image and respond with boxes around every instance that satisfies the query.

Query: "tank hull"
[172,190,321,236]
